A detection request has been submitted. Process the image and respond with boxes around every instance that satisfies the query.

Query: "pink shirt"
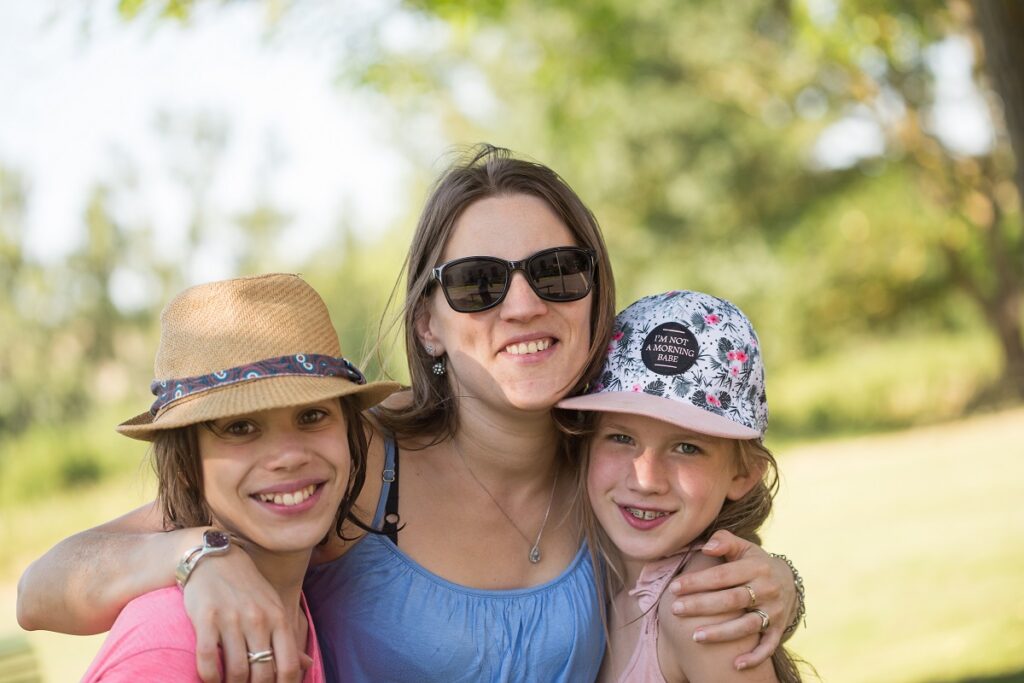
[81,586,324,683]
[615,547,700,683]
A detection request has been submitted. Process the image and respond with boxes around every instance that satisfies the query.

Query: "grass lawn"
[2,407,1023,682]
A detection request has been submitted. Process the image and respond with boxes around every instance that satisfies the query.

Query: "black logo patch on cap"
[641,322,699,376]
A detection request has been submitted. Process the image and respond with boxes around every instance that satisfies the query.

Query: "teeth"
[626,507,669,521]
[505,339,552,355]
[258,484,317,506]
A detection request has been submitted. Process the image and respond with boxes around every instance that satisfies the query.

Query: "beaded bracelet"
[770,552,806,637]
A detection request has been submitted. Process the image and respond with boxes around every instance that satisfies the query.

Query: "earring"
[424,342,435,356]
[432,356,446,376]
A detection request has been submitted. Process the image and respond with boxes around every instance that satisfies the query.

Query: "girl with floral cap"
[561,290,805,682]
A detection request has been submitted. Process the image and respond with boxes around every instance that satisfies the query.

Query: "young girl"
[81,273,397,681]
[560,290,804,682]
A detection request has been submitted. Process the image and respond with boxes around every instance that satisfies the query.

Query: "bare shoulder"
[657,554,776,682]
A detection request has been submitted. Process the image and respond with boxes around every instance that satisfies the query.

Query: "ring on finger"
[247,649,274,664]
[742,583,757,608]
[749,608,770,633]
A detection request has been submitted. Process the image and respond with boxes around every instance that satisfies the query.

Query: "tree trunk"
[974,0,1024,397]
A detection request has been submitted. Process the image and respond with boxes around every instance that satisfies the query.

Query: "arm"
[16,502,199,634]
[17,503,306,683]
[666,530,801,671]
[658,555,778,682]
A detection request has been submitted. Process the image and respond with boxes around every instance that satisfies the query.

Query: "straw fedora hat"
[117,273,400,441]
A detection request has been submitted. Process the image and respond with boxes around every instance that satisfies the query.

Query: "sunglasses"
[431,246,597,313]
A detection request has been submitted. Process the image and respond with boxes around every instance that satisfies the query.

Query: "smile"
[255,484,318,507]
[504,338,552,355]
[625,506,670,521]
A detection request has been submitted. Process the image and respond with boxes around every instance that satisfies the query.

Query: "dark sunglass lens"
[442,259,508,311]
[528,249,594,301]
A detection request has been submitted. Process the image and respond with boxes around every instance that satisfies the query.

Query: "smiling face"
[417,193,593,414]
[196,400,351,555]
[586,412,759,571]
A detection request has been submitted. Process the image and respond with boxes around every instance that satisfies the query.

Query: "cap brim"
[558,391,760,439]
[117,375,401,441]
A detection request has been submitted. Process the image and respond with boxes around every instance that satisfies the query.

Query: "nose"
[260,429,313,471]
[499,270,547,321]
[628,448,669,495]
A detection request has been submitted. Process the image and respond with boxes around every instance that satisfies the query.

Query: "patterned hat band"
[149,353,367,416]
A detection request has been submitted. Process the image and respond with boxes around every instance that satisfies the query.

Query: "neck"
[453,399,561,482]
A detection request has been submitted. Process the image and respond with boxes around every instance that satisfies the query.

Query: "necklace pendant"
[529,545,541,564]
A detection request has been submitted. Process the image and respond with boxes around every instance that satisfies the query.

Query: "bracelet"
[770,552,806,637]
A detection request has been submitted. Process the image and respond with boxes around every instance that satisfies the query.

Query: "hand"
[183,547,304,683]
[667,530,797,670]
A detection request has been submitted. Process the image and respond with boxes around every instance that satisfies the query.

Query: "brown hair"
[151,397,370,541]
[375,144,616,443]
[577,434,806,682]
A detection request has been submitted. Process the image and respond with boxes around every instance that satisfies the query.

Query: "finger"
[669,557,766,596]
[220,621,251,683]
[194,614,224,683]
[691,611,763,644]
[270,621,302,683]
[246,643,276,683]
[700,529,760,562]
[735,628,782,670]
[671,584,746,617]
[234,605,275,683]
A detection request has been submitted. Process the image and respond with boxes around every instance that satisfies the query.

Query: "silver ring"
[750,608,770,633]
[742,583,757,608]
[247,649,274,664]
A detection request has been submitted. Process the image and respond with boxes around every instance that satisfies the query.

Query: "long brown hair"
[151,397,370,542]
[577,434,806,682]
[375,144,616,444]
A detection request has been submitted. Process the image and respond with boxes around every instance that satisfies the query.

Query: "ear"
[725,456,764,501]
[414,300,444,356]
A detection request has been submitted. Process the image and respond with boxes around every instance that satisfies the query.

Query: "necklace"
[453,439,559,564]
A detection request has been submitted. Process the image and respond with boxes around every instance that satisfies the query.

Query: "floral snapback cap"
[558,290,767,439]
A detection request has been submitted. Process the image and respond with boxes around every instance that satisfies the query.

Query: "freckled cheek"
[586,450,622,502]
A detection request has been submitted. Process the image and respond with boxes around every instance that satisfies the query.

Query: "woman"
[17,145,800,682]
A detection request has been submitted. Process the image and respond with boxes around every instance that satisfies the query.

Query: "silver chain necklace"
[453,439,559,564]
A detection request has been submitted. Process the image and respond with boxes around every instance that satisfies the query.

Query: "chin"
[502,381,576,412]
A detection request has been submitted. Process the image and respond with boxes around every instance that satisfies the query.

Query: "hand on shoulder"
[657,553,777,682]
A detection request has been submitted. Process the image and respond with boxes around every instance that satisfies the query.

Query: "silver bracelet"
[770,552,806,636]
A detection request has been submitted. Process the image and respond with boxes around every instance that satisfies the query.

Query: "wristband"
[175,529,231,589]
[770,552,806,637]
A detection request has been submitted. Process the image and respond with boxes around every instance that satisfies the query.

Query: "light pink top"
[81,586,324,682]
[615,549,699,683]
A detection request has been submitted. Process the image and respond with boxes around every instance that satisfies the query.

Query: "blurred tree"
[973,0,1024,394]
[341,0,1023,397]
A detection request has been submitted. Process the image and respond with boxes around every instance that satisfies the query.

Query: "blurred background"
[1,0,1022,681]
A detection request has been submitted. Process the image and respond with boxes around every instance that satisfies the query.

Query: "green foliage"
[0,406,143,507]
[361,0,1024,398]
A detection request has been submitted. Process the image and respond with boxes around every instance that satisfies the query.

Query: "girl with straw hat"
[20,147,803,681]
[81,273,397,681]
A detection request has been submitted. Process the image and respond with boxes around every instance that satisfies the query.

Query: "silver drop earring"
[432,356,446,376]
[424,342,435,356]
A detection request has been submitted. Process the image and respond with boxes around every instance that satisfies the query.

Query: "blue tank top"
[304,437,605,682]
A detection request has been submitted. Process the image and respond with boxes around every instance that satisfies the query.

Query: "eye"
[221,420,257,436]
[298,408,329,425]
[674,442,701,455]
[606,432,635,447]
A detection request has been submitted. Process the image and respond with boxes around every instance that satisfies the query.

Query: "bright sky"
[0,1,412,292]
